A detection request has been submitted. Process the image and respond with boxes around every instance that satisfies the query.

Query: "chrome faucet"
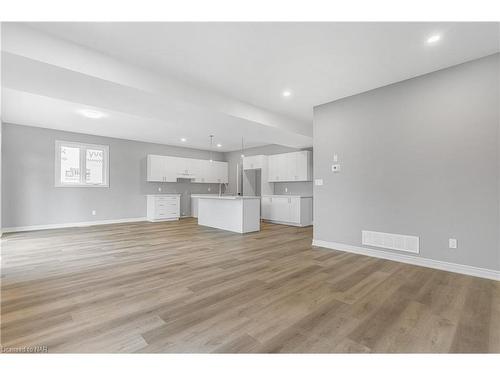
[218,183,228,196]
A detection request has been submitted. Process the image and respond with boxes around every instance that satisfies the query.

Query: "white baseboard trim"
[312,239,500,281]
[2,217,148,233]
[262,219,312,227]
[146,218,179,222]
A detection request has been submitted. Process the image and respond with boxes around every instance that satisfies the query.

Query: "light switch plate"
[315,179,323,186]
[449,238,458,249]
[332,164,341,172]
[333,154,338,162]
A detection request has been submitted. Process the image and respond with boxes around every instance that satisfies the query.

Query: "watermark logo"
[1,345,48,353]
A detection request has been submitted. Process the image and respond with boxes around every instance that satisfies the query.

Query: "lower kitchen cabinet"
[261,195,313,227]
[146,194,181,222]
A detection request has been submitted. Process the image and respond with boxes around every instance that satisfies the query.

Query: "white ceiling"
[2,22,499,152]
[26,22,500,123]
[2,88,310,151]
[1,24,311,151]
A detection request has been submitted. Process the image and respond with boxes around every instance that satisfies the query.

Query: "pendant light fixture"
[209,135,214,163]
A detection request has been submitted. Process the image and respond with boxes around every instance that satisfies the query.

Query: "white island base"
[198,196,261,234]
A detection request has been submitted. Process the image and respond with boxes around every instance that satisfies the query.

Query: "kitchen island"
[198,196,261,233]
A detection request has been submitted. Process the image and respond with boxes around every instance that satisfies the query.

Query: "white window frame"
[55,140,109,187]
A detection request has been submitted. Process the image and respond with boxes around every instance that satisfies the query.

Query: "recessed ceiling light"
[180,138,187,142]
[77,109,106,119]
[426,34,441,44]
[282,90,292,97]
[216,143,222,148]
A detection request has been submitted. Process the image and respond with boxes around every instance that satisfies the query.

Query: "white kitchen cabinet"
[267,151,312,182]
[190,194,220,217]
[267,154,282,181]
[243,155,267,170]
[285,152,297,181]
[175,157,197,179]
[208,161,228,183]
[294,151,310,181]
[217,161,229,183]
[261,196,272,220]
[289,196,301,223]
[147,155,177,182]
[147,155,228,184]
[147,154,165,182]
[192,159,208,183]
[198,196,261,234]
[194,160,228,183]
[270,196,289,222]
[261,195,313,227]
[146,194,181,222]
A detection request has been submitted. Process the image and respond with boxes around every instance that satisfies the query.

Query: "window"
[55,141,109,187]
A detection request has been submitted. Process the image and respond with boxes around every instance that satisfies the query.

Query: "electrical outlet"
[158,187,162,192]
[285,187,288,193]
[91,210,96,216]
[449,238,458,249]
[208,187,211,192]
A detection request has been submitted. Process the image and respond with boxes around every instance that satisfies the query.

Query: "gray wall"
[313,53,500,270]
[0,121,2,235]
[1,124,224,228]
[224,144,313,196]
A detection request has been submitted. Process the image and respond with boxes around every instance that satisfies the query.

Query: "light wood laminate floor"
[1,218,499,353]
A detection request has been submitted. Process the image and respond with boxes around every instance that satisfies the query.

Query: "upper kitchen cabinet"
[147,154,165,182]
[267,150,312,182]
[194,160,228,183]
[243,155,267,170]
[147,154,177,182]
[211,161,229,183]
[174,157,197,179]
[147,154,228,183]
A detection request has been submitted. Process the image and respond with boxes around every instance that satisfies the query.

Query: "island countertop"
[198,195,260,233]
[198,195,260,200]
[145,193,182,196]
[261,194,313,198]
